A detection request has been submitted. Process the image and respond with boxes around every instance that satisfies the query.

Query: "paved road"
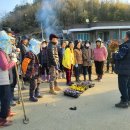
[3,74,130,130]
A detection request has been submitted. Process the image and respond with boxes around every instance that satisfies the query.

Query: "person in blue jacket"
[113,30,130,108]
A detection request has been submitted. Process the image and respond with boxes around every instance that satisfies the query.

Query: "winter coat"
[93,46,108,62]
[113,40,130,75]
[25,51,39,78]
[62,48,75,69]
[39,47,48,65]
[47,42,59,67]
[0,50,15,85]
[58,47,65,64]
[74,49,83,65]
[82,47,93,66]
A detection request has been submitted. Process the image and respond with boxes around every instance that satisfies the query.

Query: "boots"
[29,89,38,102]
[76,76,81,83]
[84,75,86,81]
[49,87,57,95]
[54,81,61,91]
[35,86,42,98]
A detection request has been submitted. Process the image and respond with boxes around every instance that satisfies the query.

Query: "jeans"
[0,85,11,119]
[74,64,83,78]
[118,75,130,102]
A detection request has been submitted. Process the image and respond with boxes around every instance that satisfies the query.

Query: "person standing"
[82,41,93,81]
[113,31,130,108]
[74,40,83,82]
[58,41,66,79]
[47,34,61,95]
[0,31,16,127]
[39,41,50,82]
[24,39,42,102]
[94,38,108,82]
[62,42,75,86]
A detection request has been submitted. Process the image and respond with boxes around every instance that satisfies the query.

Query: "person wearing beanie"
[47,34,61,95]
[93,38,108,82]
[82,41,93,81]
[62,42,75,86]
[113,30,130,108]
[74,40,83,82]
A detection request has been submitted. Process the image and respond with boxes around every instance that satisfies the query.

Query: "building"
[64,21,130,43]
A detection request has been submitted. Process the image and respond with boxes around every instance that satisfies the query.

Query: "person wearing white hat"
[0,31,16,127]
[23,38,42,102]
[93,38,108,82]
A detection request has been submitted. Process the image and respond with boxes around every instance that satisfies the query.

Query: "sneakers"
[49,89,57,95]
[115,101,128,108]
[29,97,38,102]
[54,86,61,91]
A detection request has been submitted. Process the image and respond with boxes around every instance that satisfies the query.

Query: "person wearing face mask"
[74,40,83,82]
[47,34,61,95]
[113,31,130,108]
[39,40,50,82]
[82,41,93,81]
[93,38,108,82]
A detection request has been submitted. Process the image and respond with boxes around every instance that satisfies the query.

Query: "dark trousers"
[118,75,130,102]
[29,78,40,98]
[74,64,83,78]
[65,66,73,84]
[41,63,49,75]
[83,66,92,75]
[107,61,114,72]
[95,61,104,75]
[0,85,11,119]
[10,67,17,101]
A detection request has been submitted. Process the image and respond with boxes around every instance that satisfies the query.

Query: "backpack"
[21,58,31,75]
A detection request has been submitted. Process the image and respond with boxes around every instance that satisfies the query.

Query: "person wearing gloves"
[113,31,130,108]
[24,38,42,102]
[82,41,93,81]
[93,38,108,82]
[62,42,75,86]
[47,34,61,95]
[74,40,83,82]
[0,31,16,127]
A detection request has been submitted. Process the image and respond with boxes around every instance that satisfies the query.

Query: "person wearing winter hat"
[0,31,16,127]
[24,38,42,102]
[93,38,108,82]
[74,40,83,82]
[82,41,93,81]
[113,30,130,108]
[47,34,61,95]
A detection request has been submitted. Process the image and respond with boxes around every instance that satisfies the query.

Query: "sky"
[0,0,33,15]
[0,0,130,15]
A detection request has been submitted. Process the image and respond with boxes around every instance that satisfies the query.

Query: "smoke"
[36,0,62,38]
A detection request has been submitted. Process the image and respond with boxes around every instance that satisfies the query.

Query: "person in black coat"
[113,30,130,108]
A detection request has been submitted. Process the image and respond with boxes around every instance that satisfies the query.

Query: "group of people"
[1,27,130,127]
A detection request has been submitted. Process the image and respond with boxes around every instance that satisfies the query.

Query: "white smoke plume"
[36,0,63,38]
